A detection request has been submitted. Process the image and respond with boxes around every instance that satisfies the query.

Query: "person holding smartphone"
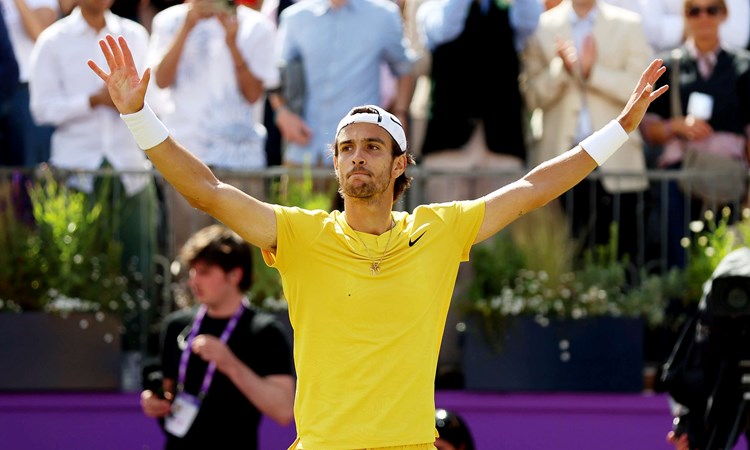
[145,0,279,258]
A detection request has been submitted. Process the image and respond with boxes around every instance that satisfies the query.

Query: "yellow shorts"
[287,437,436,450]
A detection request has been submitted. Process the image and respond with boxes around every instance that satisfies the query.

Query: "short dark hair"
[331,106,415,203]
[178,224,254,291]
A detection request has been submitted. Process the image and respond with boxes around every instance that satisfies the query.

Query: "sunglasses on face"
[686,5,722,17]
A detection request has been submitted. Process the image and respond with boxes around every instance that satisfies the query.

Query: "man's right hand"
[140,389,173,419]
[87,34,150,115]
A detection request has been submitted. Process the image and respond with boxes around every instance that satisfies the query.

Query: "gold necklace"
[356,219,395,276]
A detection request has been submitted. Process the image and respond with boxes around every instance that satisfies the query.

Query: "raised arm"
[474,58,669,244]
[87,34,278,250]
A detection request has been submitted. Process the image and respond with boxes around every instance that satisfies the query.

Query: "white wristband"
[120,103,170,150]
[579,120,628,166]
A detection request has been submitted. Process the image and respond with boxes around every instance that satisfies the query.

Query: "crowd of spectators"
[2,0,750,265]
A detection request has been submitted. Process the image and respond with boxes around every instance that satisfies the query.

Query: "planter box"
[461,316,644,392]
[0,312,122,390]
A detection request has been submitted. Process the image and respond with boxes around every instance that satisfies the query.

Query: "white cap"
[335,105,407,153]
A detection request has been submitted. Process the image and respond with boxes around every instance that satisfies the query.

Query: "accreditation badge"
[164,392,201,437]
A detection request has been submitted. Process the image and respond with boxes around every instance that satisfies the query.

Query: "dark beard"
[340,171,391,199]
[343,183,377,198]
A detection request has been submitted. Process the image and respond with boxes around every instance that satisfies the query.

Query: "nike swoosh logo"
[409,231,427,247]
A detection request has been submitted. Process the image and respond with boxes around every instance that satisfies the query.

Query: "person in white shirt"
[147,0,277,171]
[29,3,152,196]
[28,0,159,288]
[0,0,58,166]
[146,0,278,256]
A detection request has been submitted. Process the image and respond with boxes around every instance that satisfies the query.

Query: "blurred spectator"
[0,0,57,167]
[520,0,653,265]
[268,0,416,170]
[263,0,416,169]
[416,0,541,202]
[435,408,475,450]
[147,0,278,255]
[148,0,275,171]
[139,224,295,450]
[639,0,750,270]
[28,0,159,292]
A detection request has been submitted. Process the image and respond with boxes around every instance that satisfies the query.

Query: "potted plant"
[460,203,683,392]
[0,167,142,390]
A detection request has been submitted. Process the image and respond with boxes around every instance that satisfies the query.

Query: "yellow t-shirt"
[263,200,484,449]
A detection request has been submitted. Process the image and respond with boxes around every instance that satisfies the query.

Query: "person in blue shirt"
[267,0,417,169]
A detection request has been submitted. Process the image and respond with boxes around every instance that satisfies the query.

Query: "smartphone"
[142,366,166,399]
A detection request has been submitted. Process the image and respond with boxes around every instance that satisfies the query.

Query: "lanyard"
[176,299,247,399]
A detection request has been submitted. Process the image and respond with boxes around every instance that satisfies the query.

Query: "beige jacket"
[520,0,654,193]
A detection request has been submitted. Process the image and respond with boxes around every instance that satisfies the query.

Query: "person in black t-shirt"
[140,224,295,450]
